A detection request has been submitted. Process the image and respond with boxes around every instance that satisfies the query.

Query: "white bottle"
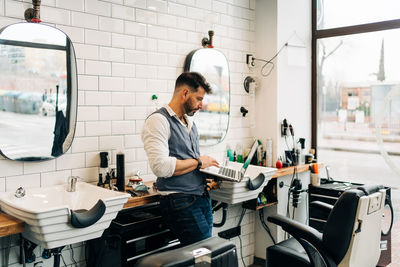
[265,138,272,167]
[147,94,159,116]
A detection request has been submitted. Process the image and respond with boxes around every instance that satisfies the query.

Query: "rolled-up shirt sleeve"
[141,113,176,178]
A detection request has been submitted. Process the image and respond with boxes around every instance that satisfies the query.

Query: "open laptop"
[200,140,261,182]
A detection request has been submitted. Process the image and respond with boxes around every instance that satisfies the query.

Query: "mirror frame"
[184,48,230,146]
[0,22,78,161]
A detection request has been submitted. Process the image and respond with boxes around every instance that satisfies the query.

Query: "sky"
[319,0,400,84]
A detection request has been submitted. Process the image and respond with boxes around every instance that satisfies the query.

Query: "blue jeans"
[160,193,213,246]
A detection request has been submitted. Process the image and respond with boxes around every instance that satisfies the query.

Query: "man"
[141,72,219,245]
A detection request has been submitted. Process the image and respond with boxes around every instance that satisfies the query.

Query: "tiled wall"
[0,0,257,266]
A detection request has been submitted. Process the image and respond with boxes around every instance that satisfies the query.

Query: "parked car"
[17,92,43,114]
[40,95,66,116]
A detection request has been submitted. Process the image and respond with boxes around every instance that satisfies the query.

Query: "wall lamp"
[202,30,214,48]
[24,0,42,23]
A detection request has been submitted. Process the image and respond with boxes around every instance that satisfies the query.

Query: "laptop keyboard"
[218,166,237,178]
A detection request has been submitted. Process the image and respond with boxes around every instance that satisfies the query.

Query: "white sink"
[0,182,129,249]
[209,162,277,204]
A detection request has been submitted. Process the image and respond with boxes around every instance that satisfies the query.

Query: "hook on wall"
[202,30,214,48]
[24,0,42,23]
[240,107,248,117]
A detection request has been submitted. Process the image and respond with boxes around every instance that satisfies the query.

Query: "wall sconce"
[243,76,255,93]
[202,30,214,48]
[24,0,42,23]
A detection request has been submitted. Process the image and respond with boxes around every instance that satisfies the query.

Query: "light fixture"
[24,0,42,23]
[202,30,214,48]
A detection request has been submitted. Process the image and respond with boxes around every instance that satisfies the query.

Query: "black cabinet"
[87,203,180,267]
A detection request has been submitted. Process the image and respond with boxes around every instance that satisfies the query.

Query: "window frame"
[311,1,400,156]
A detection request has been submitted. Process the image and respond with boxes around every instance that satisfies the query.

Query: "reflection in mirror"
[0,23,77,161]
[184,48,230,146]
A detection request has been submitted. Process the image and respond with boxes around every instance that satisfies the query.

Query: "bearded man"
[141,72,219,245]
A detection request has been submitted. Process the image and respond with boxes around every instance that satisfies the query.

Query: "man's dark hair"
[175,72,212,94]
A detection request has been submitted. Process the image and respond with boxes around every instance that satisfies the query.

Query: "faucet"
[67,176,79,192]
[108,168,118,191]
[15,187,26,198]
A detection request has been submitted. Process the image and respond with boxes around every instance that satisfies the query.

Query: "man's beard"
[184,98,197,116]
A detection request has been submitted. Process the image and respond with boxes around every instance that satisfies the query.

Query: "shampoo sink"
[0,182,129,249]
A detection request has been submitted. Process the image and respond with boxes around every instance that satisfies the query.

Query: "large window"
[312,0,400,245]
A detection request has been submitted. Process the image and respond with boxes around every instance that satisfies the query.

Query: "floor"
[389,221,400,267]
[248,221,399,267]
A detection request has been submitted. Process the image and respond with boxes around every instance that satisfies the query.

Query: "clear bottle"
[147,94,159,116]
[265,138,272,167]
[225,144,234,165]
[257,145,264,166]
[236,144,243,163]
[152,94,159,110]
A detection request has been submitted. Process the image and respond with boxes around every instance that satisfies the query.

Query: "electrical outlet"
[246,54,252,65]
[218,226,241,239]
[246,54,253,68]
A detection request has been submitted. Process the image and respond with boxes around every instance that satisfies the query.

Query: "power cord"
[305,192,309,224]
[258,209,276,245]
[284,136,291,150]
[237,208,247,267]
[238,235,247,267]
[69,245,78,267]
[285,166,300,239]
[61,254,67,267]
[286,166,297,218]
[250,43,288,77]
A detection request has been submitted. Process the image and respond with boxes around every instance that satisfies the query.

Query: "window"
[312,0,400,254]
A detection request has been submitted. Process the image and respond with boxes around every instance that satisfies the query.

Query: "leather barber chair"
[135,236,238,267]
[266,186,385,267]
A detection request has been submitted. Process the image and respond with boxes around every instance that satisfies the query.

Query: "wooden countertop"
[123,182,160,209]
[0,213,24,237]
[0,165,317,235]
[272,164,313,178]
[122,164,321,209]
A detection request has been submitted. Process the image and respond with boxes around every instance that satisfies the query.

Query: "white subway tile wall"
[0,0,255,266]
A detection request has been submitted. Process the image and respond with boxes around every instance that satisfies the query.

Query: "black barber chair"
[135,236,238,267]
[266,186,386,267]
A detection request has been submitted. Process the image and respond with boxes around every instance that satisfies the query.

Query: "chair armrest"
[267,214,323,251]
[310,201,333,218]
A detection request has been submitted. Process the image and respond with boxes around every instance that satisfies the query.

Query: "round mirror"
[184,48,230,146]
[0,23,77,161]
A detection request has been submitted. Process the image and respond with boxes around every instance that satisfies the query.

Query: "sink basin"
[0,182,129,249]
[209,162,277,204]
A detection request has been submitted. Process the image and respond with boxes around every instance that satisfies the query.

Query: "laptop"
[200,140,261,182]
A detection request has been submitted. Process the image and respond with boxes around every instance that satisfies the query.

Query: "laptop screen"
[239,139,261,176]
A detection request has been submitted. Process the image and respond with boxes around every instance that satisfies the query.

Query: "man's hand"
[173,155,219,176]
[199,155,219,169]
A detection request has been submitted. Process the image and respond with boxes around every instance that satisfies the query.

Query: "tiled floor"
[249,222,400,267]
[389,221,400,267]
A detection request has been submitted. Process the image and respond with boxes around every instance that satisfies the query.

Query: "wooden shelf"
[273,164,310,178]
[255,201,278,210]
[272,163,323,179]
[0,213,24,237]
[123,182,160,209]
